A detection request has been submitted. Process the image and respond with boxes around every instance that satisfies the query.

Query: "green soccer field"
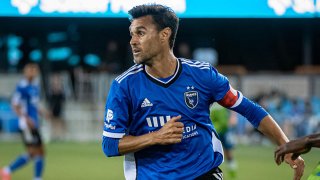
[0,141,319,180]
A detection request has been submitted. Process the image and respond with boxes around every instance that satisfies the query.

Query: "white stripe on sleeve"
[231,91,243,108]
[103,131,125,138]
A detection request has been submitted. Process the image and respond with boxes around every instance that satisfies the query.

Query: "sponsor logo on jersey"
[184,91,198,109]
[146,116,171,128]
[106,109,113,123]
[145,116,199,139]
[104,122,116,130]
[141,98,153,108]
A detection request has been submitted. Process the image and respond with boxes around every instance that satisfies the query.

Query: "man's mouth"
[132,49,141,55]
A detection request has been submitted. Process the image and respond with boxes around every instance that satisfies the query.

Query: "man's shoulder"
[16,78,39,89]
[114,64,144,84]
[180,58,211,71]
[17,79,28,88]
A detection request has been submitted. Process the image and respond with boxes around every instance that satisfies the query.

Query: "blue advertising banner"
[0,0,318,18]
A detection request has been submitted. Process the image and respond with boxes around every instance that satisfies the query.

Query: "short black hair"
[128,4,179,49]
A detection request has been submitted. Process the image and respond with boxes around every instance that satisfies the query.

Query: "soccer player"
[275,133,320,179]
[1,63,45,180]
[210,104,237,179]
[102,4,304,179]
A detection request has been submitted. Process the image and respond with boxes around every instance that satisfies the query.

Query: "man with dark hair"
[102,4,304,179]
[128,4,179,49]
[1,63,46,180]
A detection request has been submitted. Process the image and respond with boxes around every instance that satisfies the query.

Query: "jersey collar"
[143,58,182,88]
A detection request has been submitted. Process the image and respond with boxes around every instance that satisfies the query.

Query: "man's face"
[129,16,163,64]
[24,64,39,81]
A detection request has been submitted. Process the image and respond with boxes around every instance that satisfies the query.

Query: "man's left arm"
[38,103,51,121]
[258,115,288,146]
[258,115,305,180]
[218,85,305,180]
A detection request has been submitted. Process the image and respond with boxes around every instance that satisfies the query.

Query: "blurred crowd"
[256,90,320,139]
[234,90,320,144]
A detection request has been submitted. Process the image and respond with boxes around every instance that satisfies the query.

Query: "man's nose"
[130,36,138,45]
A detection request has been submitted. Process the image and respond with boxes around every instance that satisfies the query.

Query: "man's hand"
[19,116,35,130]
[275,138,307,180]
[25,116,35,129]
[283,154,305,180]
[154,115,184,145]
[118,115,184,155]
[257,116,305,179]
[274,138,311,165]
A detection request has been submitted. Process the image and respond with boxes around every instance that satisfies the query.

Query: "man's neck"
[145,51,177,78]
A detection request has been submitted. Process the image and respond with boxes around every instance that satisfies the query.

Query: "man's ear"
[160,27,172,42]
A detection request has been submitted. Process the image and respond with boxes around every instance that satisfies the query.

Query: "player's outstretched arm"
[307,133,320,148]
[216,83,305,179]
[118,115,184,155]
[258,115,305,180]
[274,133,320,165]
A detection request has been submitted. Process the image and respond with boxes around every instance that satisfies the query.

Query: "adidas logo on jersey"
[141,98,153,108]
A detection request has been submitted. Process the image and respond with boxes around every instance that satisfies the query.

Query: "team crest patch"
[184,91,198,109]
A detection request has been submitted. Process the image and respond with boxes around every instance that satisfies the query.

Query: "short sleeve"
[208,66,230,102]
[103,80,130,139]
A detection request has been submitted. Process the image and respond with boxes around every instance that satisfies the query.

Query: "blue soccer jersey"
[12,79,40,129]
[103,58,266,179]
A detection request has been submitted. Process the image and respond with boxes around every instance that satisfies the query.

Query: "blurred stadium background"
[0,0,320,179]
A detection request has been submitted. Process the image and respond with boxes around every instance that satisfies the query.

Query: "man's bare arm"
[307,133,320,148]
[258,115,289,145]
[258,115,305,180]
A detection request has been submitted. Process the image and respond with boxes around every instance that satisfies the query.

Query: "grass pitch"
[0,141,318,180]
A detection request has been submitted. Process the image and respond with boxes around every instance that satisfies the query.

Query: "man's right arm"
[13,104,35,129]
[118,115,183,155]
[12,89,36,130]
[118,132,161,155]
[102,115,184,157]
[12,104,24,117]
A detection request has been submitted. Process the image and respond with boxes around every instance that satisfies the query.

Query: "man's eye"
[138,32,145,36]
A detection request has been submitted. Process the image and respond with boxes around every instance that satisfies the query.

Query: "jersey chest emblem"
[184,91,198,109]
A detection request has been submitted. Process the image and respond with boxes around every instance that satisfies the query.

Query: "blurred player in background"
[102,4,304,179]
[1,63,46,180]
[210,104,238,179]
[275,133,320,180]
[48,73,66,141]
